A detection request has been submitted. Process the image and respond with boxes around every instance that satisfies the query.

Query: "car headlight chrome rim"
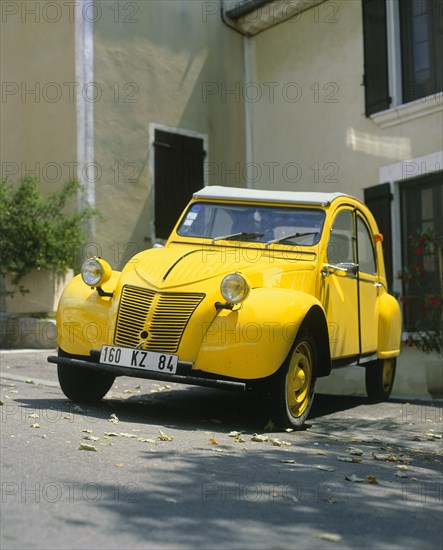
[81,258,112,287]
[220,273,250,304]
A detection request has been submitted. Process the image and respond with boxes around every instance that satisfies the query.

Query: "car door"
[321,208,360,360]
[356,212,379,355]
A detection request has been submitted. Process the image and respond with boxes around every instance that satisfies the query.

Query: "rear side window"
[357,215,377,274]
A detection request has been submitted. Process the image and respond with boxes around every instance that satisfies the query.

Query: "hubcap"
[286,341,312,418]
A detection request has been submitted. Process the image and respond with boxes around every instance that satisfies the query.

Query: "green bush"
[0,178,99,291]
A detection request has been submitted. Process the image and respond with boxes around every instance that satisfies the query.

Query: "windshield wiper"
[265,231,318,247]
[212,232,264,243]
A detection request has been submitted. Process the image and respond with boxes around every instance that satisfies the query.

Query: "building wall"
[0,1,77,190]
[92,0,246,267]
[250,0,442,196]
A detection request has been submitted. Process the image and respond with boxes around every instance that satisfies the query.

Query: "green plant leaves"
[0,178,100,288]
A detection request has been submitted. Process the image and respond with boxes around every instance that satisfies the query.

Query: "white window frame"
[379,150,443,300]
[371,0,443,128]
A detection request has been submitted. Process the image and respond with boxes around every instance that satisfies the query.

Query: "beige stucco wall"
[250,0,442,196]
[92,0,246,268]
[0,1,77,191]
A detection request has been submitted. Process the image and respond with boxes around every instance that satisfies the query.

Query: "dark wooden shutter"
[154,130,205,239]
[362,0,391,116]
[364,183,393,289]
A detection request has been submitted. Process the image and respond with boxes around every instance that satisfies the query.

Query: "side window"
[328,210,355,264]
[357,216,377,274]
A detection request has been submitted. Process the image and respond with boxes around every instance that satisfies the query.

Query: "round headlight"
[220,273,250,304]
[81,258,112,287]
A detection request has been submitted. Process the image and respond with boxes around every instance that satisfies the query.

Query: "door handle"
[322,262,359,277]
[374,282,383,287]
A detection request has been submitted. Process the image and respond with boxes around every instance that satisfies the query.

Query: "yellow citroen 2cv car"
[48,186,402,429]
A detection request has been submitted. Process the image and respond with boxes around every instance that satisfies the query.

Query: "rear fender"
[378,292,402,358]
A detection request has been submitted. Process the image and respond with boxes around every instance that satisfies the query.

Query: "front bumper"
[48,354,247,392]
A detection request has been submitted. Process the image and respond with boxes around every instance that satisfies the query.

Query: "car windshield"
[177,202,326,246]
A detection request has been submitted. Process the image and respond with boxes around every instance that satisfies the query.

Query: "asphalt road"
[1,349,442,550]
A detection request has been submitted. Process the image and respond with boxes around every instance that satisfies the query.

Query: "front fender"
[378,292,402,358]
[56,272,120,355]
[193,288,325,380]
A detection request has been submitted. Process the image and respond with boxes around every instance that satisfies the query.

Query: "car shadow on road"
[12,382,441,434]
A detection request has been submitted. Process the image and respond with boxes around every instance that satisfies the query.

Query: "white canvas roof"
[193,186,355,206]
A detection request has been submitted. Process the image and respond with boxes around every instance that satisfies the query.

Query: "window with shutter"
[400,173,443,330]
[154,130,205,240]
[362,0,442,115]
[364,183,393,289]
[362,0,391,116]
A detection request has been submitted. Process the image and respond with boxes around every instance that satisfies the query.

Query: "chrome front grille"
[114,285,204,353]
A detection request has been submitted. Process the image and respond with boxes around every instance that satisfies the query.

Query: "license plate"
[100,345,178,374]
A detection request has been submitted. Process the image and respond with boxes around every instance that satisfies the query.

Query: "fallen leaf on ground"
[365,475,379,484]
[115,463,124,467]
[28,413,39,419]
[108,413,119,424]
[251,434,268,442]
[315,533,343,542]
[83,435,100,441]
[228,431,242,437]
[234,437,246,443]
[345,474,365,483]
[347,447,364,456]
[104,432,119,437]
[396,464,410,470]
[210,437,218,445]
[119,432,137,438]
[426,433,442,440]
[270,438,291,447]
[394,471,409,478]
[337,456,361,463]
[138,438,156,444]
[30,423,40,429]
[164,497,177,503]
[372,452,398,462]
[25,379,35,384]
[285,428,294,433]
[280,459,296,464]
[82,429,93,433]
[79,443,97,452]
[316,465,336,472]
[158,430,173,441]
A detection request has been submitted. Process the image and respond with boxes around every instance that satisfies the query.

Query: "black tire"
[58,363,115,404]
[271,330,317,430]
[365,358,396,402]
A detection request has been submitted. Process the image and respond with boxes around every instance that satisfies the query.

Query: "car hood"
[122,245,317,291]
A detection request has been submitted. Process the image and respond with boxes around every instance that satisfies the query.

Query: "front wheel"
[58,363,115,404]
[271,330,317,430]
[365,358,396,402]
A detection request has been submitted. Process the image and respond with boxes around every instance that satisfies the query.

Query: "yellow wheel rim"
[382,360,395,392]
[286,341,313,418]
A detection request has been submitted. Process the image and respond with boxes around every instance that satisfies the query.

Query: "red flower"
[427,295,440,309]
[415,246,424,255]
